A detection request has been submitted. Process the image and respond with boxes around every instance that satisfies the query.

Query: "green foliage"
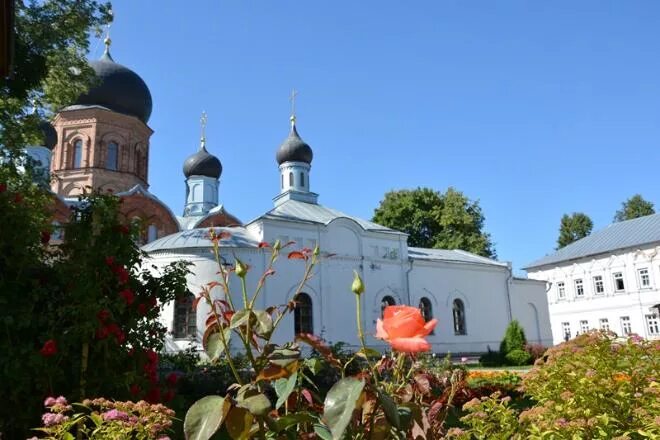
[0,174,190,437]
[455,332,660,439]
[557,212,593,249]
[372,187,496,257]
[478,349,503,367]
[1,0,111,153]
[499,320,527,359]
[322,377,365,439]
[614,194,656,222]
[504,349,532,367]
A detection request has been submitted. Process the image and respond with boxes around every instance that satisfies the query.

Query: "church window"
[562,322,571,340]
[638,268,651,288]
[381,295,396,318]
[419,297,434,335]
[593,275,604,294]
[281,174,284,189]
[173,293,197,339]
[72,140,83,168]
[620,316,631,335]
[452,299,466,335]
[646,313,659,336]
[599,318,610,332]
[147,224,158,243]
[294,293,313,334]
[574,279,584,297]
[289,172,294,187]
[613,272,625,291]
[579,320,589,333]
[107,141,118,170]
[556,282,566,299]
[300,172,305,188]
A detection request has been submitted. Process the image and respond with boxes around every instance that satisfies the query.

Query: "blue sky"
[97,1,660,272]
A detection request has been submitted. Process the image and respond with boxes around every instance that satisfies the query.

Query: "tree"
[372,187,496,258]
[0,0,111,154]
[557,212,593,249]
[613,194,655,222]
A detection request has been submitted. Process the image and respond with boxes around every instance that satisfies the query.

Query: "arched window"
[107,141,118,170]
[147,224,158,243]
[300,172,305,188]
[173,293,197,339]
[72,140,83,168]
[381,295,396,318]
[294,293,313,334]
[453,299,466,335]
[289,172,294,187]
[281,174,284,189]
[419,297,433,335]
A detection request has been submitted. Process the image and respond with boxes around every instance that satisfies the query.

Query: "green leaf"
[323,377,365,440]
[274,371,298,409]
[253,309,273,337]
[313,424,333,440]
[356,347,381,359]
[225,407,253,440]
[304,357,323,375]
[269,346,301,368]
[377,391,400,429]
[397,406,413,431]
[205,328,232,362]
[275,412,316,432]
[237,393,271,416]
[230,310,251,329]
[184,396,230,440]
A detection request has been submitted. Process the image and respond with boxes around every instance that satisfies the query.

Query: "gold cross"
[289,89,298,123]
[200,111,208,142]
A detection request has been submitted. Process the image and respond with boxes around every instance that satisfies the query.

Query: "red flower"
[129,384,141,396]
[0,183,6,193]
[258,241,270,248]
[145,387,161,404]
[106,323,120,335]
[119,288,135,305]
[40,231,51,244]
[104,256,115,266]
[166,372,179,387]
[14,193,23,203]
[97,309,111,322]
[375,305,437,353]
[96,326,110,340]
[149,296,157,308]
[115,225,130,235]
[137,303,147,315]
[145,349,158,364]
[114,330,126,344]
[39,339,57,357]
[114,266,129,284]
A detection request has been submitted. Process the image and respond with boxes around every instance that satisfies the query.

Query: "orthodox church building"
[34,39,553,354]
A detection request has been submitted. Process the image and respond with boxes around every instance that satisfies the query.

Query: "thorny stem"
[205,292,243,385]
[248,250,279,310]
[212,241,235,310]
[239,276,256,366]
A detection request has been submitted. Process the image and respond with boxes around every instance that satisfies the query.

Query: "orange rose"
[375,305,437,353]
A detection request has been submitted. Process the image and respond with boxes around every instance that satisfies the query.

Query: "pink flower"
[42,412,67,426]
[55,396,67,406]
[375,305,437,353]
[102,409,129,421]
[44,397,57,407]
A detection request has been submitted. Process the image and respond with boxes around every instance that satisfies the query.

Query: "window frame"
[294,292,313,335]
[72,139,83,168]
[599,318,610,331]
[646,313,659,336]
[620,316,632,335]
[557,281,566,300]
[106,141,119,171]
[579,320,589,333]
[561,322,571,340]
[613,272,625,292]
[574,278,584,297]
[173,294,197,340]
[593,275,605,295]
[637,268,651,289]
[452,299,466,336]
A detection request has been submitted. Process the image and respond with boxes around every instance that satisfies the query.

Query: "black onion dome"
[38,120,57,150]
[183,145,222,179]
[276,122,313,165]
[76,48,153,123]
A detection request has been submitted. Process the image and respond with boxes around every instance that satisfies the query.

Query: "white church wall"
[527,243,660,344]
[408,261,513,354]
[509,279,553,347]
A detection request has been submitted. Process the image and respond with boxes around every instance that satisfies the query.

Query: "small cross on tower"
[200,111,208,147]
[289,89,298,124]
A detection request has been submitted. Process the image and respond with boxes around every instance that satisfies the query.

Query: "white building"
[525,214,660,344]
[143,117,553,354]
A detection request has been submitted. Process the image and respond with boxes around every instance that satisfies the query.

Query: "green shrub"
[479,348,503,367]
[504,349,532,366]
[499,320,527,356]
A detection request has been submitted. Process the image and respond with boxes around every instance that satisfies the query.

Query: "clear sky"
[97,1,660,272]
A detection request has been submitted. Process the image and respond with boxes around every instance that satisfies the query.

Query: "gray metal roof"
[525,213,660,270]
[409,247,507,267]
[142,226,258,253]
[256,199,401,234]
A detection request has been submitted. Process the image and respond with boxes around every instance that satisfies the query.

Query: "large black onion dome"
[38,120,57,150]
[276,121,313,165]
[76,45,153,123]
[183,144,222,179]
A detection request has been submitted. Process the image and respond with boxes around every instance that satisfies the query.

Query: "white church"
[29,38,553,355]
[144,114,553,354]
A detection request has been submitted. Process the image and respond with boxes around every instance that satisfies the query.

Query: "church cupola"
[273,93,318,206]
[183,112,222,217]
